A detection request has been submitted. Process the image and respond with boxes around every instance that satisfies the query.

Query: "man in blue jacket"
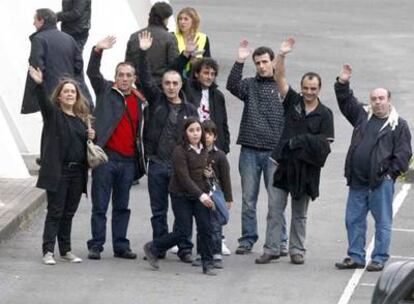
[335,64,412,272]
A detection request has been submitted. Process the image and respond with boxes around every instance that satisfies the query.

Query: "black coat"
[183,79,230,154]
[272,87,334,201]
[126,25,179,85]
[21,24,90,114]
[57,0,91,36]
[35,85,88,193]
[137,50,198,158]
[335,80,412,189]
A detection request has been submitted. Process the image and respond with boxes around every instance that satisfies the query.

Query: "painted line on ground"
[360,283,376,287]
[391,255,414,260]
[392,228,414,233]
[337,183,411,304]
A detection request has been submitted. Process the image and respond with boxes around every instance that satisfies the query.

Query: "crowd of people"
[22,1,412,276]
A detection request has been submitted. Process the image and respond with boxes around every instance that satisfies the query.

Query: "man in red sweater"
[86,36,146,260]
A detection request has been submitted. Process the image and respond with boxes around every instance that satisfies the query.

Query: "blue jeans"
[87,156,135,253]
[238,146,288,248]
[147,161,193,254]
[151,193,213,267]
[148,161,172,239]
[264,186,309,256]
[346,179,394,265]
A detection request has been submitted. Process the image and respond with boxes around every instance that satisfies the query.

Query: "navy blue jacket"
[335,80,412,189]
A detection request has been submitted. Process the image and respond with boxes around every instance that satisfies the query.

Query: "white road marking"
[337,184,411,304]
[392,228,414,233]
[390,255,414,260]
[360,283,376,287]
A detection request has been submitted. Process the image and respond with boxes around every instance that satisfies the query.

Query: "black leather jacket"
[57,0,91,35]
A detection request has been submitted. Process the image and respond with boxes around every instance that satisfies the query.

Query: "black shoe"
[203,267,217,276]
[88,249,101,260]
[143,242,159,270]
[290,253,305,265]
[114,249,137,259]
[179,253,193,263]
[213,259,223,269]
[143,252,166,261]
[192,257,202,267]
[235,245,252,255]
[366,261,384,272]
[255,253,280,264]
[335,257,365,270]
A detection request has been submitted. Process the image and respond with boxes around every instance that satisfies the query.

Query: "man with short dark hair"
[86,36,147,260]
[126,1,178,85]
[137,31,198,262]
[334,64,412,272]
[226,39,288,255]
[21,8,91,114]
[57,0,91,51]
[184,57,230,154]
[255,37,334,265]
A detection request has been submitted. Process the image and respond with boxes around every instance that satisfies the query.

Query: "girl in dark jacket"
[144,117,217,275]
[28,66,94,265]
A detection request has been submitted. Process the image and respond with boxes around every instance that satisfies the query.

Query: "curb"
[0,188,46,242]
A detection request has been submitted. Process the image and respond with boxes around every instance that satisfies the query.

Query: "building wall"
[0,0,171,178]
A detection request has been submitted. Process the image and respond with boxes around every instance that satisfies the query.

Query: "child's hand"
[226,201,233,210]
[200,193,214,209]
[203,167,213,178]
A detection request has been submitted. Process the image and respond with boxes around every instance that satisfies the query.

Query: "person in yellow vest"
[174,7,211,79]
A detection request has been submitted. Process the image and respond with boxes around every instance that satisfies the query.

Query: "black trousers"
[152,193,214,268]
[42,167,85,255]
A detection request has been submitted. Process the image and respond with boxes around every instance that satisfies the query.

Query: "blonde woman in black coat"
[28,66,95,265]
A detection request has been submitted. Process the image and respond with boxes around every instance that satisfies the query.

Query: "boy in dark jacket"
[192,120,233,268]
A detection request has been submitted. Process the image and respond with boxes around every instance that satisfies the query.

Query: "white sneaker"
[221,239,231,256]
[43,252,56,265]
[213,253,222,260]
[170,245,179,254]
[61,252,82,263]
